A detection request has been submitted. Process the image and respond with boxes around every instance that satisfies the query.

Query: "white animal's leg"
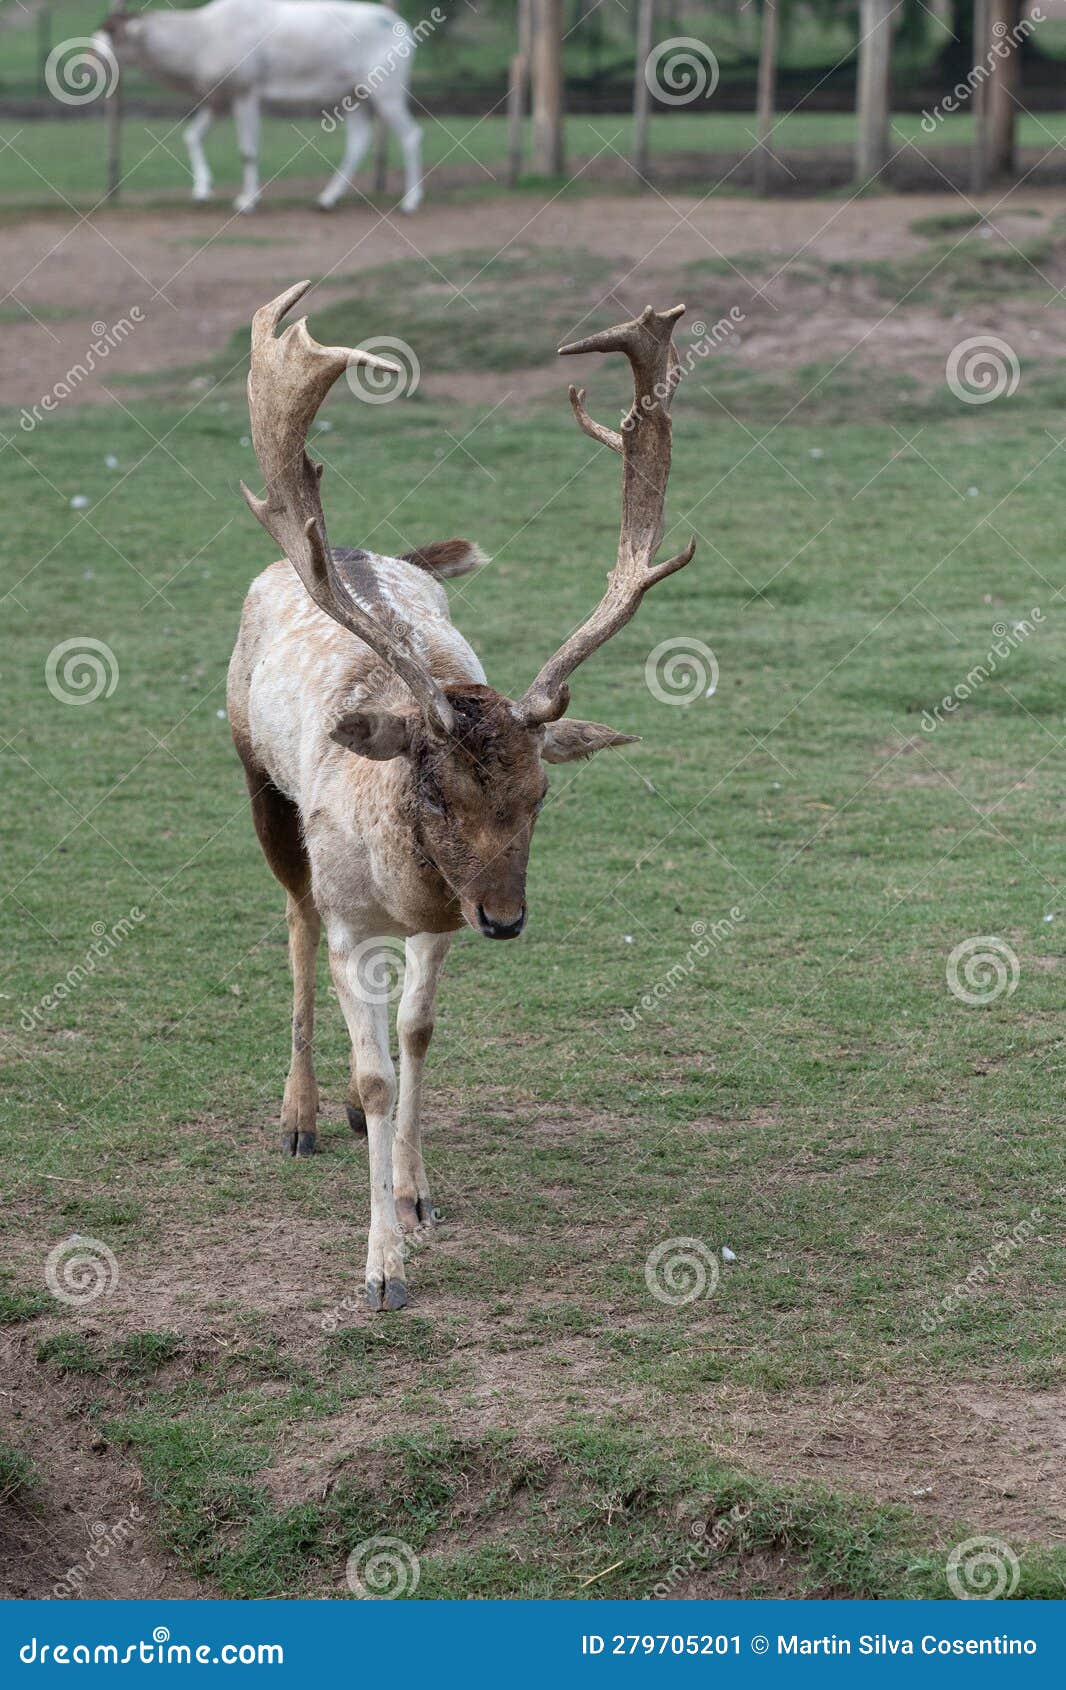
[394,932,451,1234]
[317,104,372,211]
[232,92,261,213]
[329,939,406,1311]
[373,87,422,213]
[279,893,321,1157]
[184,107,214,202]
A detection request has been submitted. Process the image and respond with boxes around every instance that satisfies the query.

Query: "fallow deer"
[227,280,696,1310]
[94,0,425,214]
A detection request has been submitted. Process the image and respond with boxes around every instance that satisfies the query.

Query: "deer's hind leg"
[243,766,321,1156]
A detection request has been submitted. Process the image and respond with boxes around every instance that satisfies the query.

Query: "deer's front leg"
[329,937,406,1311]
[394,931,451,1234]
[184,107,214,201]
[232,92,261,213]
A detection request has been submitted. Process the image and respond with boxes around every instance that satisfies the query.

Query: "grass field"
[1,203,1064,1599]
[10,108,1066,213]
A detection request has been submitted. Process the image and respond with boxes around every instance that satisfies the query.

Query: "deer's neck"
[327,754,461,938]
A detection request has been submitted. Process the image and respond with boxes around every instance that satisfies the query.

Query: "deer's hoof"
[315,195,338,213]
[296,1130,317,1157]
[279,1129,297,1155]
[346,1104,367,1138]
[366,1277,408,1313]
[396,1195,437,1235]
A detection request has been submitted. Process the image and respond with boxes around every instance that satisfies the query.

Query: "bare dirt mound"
[0,1328,209,1599]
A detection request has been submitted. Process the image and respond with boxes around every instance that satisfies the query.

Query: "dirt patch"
[0,1328,210,1599]
[703,1381,1066,1545]
[4,187,1066,409]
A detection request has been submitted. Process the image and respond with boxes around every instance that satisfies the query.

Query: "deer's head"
[241,283,695,941]
[93,2,142,64]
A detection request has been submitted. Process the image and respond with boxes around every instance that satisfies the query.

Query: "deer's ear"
[540,719,640,764]
[330,707,416,761]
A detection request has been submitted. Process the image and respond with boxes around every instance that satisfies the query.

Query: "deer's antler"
[519,304,696,726]
[240,280,456,737]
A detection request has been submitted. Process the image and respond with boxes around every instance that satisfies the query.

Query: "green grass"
[1,238,1063,1597]
[7,107,1066,212]
[0,1443,40,1509]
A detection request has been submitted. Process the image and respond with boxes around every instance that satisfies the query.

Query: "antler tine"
[240,281,456,738]
[520,304,697,726]
[567,385,622,453]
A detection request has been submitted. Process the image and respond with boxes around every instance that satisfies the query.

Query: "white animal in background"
[94,0,425,213]
[227,281,697,1311]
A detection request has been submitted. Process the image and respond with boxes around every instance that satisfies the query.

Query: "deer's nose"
[477,903,526,940]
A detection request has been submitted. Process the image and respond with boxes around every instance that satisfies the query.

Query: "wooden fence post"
[508,0,533,186]
[970,0,990,192]
[754,0,779,195]
[531,0,564,177]
[855,0,898,183]
[985,0,1021,179]
[632,0,655,180]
